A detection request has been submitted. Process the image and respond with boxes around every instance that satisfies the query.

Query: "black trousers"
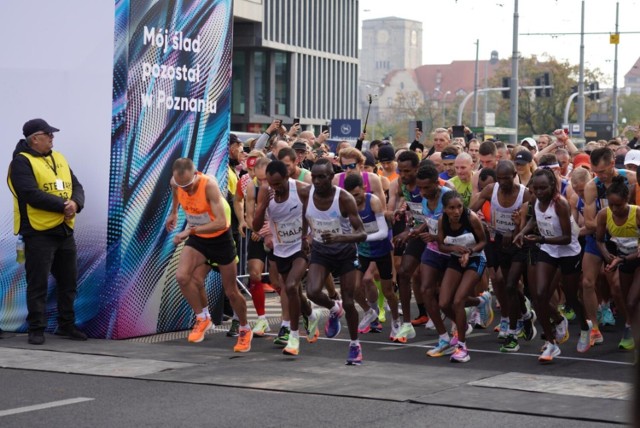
[23,234,78,332]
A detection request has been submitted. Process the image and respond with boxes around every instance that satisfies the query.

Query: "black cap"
[514,150,533,164]
[229,133,241,146]
[23,118,59,138]
[292,141,308,152]
[410,141,424,152]
[364,151,376,167]
[615,154,626,169]
[378,145,396,163]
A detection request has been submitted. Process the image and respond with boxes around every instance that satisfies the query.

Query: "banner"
[330,119,362,139]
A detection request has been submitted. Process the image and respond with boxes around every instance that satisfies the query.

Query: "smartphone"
[563,127,569,135]
[452,125,465,139]
[293,118,300,125]
[416,120,423,131]
[321,125,329,134]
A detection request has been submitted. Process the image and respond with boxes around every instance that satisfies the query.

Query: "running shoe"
[226,318,240,337]
[346,343,363,365]
[561,304,576,322]
[450,344,470,363]
[577,329,594,353]
[283,335,300,356]
[451,322,473,338]
[370,319,383,333]
[601,305,616,326]
[325,301,344,338]
[591,327,604,345]
[555,316,569,344]
[304,310,320,343]
[497,318,509,340]
[252,318,271,337]
[378,305,387,323]
[233,328,253,353]
[411,314,429,326]
[427,338,454,357]
[425,318,436,330]
[538,341,561,363]
[273,326,290,346]
[478,291,494,328]
[358,309,379,334]
[597,306,603,326]
[522,310,537,341]
[500,334,520,352]
[619,326,635,351]
[389,322,400,341]
[263,283,277,293]
[394,322,416,343]
[188,317,212,343]
[515,319,524,338]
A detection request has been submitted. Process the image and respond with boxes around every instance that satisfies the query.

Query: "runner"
[304,158,368,365]
[166,158,252,352]
[253,160,319,356]
[437,190,488,363]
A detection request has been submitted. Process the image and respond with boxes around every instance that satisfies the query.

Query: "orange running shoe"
[188,317,212,343]
[263,283,276,293]
[411,315,429,326]
[233,327,253,353]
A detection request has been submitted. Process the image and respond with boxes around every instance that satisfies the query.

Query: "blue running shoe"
[346,343,363,365]
[325,301,344,338]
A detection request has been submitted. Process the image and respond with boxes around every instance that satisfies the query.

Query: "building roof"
[414,60,501,99]
[624,56,640,79]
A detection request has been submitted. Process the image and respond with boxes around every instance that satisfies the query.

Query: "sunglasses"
[175,175,196,188]
[341,162,358,170]
[34,132,53,138]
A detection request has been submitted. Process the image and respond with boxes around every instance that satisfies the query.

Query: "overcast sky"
[360,0,640,86]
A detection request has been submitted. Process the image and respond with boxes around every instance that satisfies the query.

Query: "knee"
[452,297,466,312]
[175,271,190,287]
[249,272,262,284]
[582,276,596,292]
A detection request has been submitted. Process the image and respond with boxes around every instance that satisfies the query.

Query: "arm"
[198,179,230,234]
[355,132,366,151]
[234,178,247,238]
[252,181,271,232]
[367,173,387,212]
[469,183,493,212]
[165,180,180,231]
[9,156,66,213]
[322,191,367,244]
[437,216,468,255]
[595,209,615,264]
[583,180,598,232]
[468,211,488,254]
[364,194,390,242]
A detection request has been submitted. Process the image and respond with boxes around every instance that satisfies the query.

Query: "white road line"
[0,397,94,418]
[262,332,633,366]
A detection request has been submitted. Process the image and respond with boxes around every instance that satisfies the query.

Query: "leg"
[50,235,79,329]
[582,252,603,326]
[505,261,526,331]
[175,246,209,314]
[218,261,247,325]
[340,269,360,341]
[247,258,266,316]
[533,261,559,343]
[397,254,420,322]
[306,264,333,310]
[283,257,309,332]
[421,264,446,335]
[452,270,482,343]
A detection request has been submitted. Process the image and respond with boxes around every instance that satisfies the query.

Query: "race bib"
[310,218,341,242]
[186,212,210,226]
[492,210,515,234]
[363,220,379,235]
[612,237,639,256]
[537,217,555,238]
[274,218,303,244]
[444,232,476,249]
[407,201,426,225]
[426,216,439,235]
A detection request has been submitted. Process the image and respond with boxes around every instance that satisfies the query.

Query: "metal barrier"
[234,229,270,295]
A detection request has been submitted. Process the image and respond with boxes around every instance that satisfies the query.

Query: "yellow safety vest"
[8,151,75,233]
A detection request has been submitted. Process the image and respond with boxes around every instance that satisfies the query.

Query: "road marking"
[470,372,631,400]
[262,333,633,366]
[0,398,94,417]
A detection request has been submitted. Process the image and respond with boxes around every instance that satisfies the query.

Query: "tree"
[490,54,605,135]
[618,93,640,131]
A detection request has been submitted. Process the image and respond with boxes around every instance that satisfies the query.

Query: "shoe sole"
[500,346,520,353]
[345,360,363,365]
[234,346,251,353]
[427,349,454,357]
[283,348,299,356]
[325,319,342,338]
[306,329,319,344]
[450,356,470,363]
[358,326,371,334]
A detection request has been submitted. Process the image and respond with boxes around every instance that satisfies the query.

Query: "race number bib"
[492,210,515,234]
[444,232,476,248]
[186,212,210,227]
[363,220,379,235]
[310,218,341,242]
[612,237,639,256]
[274,218,303,244]
[426,217,439,235]
[407,201,426,225]
[537,217,555,238]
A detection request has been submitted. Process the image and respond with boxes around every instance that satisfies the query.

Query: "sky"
[359,0,640,86]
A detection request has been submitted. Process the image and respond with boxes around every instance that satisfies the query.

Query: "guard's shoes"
[28,331,45,345]
[54,326,88,341]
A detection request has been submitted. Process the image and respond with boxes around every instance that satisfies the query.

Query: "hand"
[277,124,287,135]
[524,234,542,244]
[250,231,262,242]
[452,245,471,255]
[513,232,524,248]
[605,256,623,273]
[317,130,329,144]
[238,219,248,238]
[419,232,437,243]
[288,123,301,136]
[459,252,470,268]
[173,228,192,245]
[511,209,521,228]
[464,126,471,135]
[63,200,78,217]
[266,119,281,134]
[553,129,568,142]
[166,213,178,232]
[359,132,366,140]
[301,237,310,255]
[321,232,340,244]
[393,231,410,247]
[415,129,423,140]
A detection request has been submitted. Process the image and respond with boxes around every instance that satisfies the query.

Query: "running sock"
[626,323,632,328]
[507,329,517,336]
[282,320,291,328]
[439,333,450,342]
[196,310,206,320]
[290,330,299,339]
[240,324,250,330]
[202,307,211,319]
[350,340,360,347]
[458,341,466,348]
[258,315,267,320]
[308,310,317,321]
[331,301,341,314]
[232,312,239,321]
[249,280,266,316]
[417,303,427,317]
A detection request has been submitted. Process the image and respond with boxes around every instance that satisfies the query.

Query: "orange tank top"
[177,173,228,238]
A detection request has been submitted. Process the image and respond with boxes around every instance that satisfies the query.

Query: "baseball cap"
[573,153,591,170]
[624,149,640,167]
[378,145,395,163]
[514,150,533,164]
[229,133,241,146]
[292,141,308,152]
[615,154,626,169]
[521,137,538,151]
[23,118,60,137]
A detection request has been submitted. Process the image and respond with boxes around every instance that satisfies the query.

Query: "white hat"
[521,137,538,151]
[624,149,640,166]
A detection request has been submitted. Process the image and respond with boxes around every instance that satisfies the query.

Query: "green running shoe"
[619,326,635,351]
[500,334,520,352]
[274,326,290,346]
[226,319,240,337]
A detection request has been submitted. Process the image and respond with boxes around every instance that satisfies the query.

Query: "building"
[232,0,359,133]
[623,56,640,95]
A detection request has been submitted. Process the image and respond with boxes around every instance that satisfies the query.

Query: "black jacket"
[9,139,84,236]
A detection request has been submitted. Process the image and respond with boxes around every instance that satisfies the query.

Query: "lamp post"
[442,91,451,127]
[485,50,499,126]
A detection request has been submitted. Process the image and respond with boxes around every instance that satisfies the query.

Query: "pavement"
[0,295,635,427]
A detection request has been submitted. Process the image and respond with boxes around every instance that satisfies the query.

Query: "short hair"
[479,167,496,182]
[496,159,516,175]
[555,148,569,157]
[266,160,288,178]
[479,141,497,156]
[172,157,195,174]
[570,167,591,186]
[419,158,435,169]
[495,141,506,150]
[397,150,420,167]
[590,147,613,166]
[343,173,364,192]
[313,157,333,170]
[538,153,559,167]
[254,157,271,170]
[338,147,365,164]
[416,164,439,181]
[277,147,297,162]
[441,145,459,158]
[456,152,473,164]
[606,175,629,200]
[369,140,384,149]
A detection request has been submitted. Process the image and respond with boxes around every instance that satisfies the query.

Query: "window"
[232,51,246,115]
[274,52,289,115]
[253,52,268,115]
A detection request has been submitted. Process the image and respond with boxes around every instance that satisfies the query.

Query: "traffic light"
[543,72,552,97]
[535,77,542,97]
[502,77,510,99]
[588,82,600,100]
